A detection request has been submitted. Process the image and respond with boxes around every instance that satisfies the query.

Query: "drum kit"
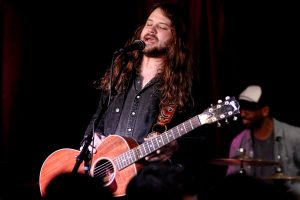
[210,155,300,181]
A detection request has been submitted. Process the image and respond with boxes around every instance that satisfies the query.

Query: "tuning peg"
[217,99,222,104]
[225,119,229,124]
[225,96,230,100]
[233,116,238,121]
[217,122,221,127]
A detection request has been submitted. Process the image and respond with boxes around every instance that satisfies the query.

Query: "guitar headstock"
[198,96,240,125]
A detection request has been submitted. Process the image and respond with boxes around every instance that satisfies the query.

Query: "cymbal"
[262,173,300,181]
[210,156,279,166]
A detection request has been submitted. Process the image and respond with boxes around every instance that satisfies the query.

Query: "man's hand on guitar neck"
[144,132,179,162]
[80,133,105,154]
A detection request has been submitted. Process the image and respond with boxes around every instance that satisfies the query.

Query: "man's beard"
[248,117,264,129]
[143,46,168,57]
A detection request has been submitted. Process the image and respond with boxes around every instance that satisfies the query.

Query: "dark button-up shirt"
[84,72,161,144]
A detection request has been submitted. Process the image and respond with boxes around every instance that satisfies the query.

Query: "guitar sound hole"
[92,158,115,186]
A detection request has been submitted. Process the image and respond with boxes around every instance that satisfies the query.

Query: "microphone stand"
[72,136,92,175]
[72,51,130,175]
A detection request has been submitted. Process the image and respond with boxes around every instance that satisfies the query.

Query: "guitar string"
[93,110,239,178]
[91,103,237,178]
[92,134,170,178]
[91,118,199,178]
[92,111,237,179]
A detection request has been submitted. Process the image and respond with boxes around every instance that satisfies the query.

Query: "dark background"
[1,0,300,199]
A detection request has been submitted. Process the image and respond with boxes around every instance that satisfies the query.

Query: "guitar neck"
[114,115,202,170]
[114,96,240,170]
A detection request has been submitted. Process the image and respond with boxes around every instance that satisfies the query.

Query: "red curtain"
[1,0,24,159]
[0,1,230,199]
[0,0,227,161]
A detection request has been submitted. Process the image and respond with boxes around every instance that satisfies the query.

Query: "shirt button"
[115,108,120,112]
[128,128,132,132]
[136,95,141,99]
[131,112,136,115]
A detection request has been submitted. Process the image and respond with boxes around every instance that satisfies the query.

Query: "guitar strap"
[151,101,177,134]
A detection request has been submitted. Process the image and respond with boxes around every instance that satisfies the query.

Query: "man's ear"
[261,105,270,117]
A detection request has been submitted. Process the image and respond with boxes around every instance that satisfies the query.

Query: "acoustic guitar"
[39,96,240,197]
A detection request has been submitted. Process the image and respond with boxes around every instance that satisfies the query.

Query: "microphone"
[115,40,145,54]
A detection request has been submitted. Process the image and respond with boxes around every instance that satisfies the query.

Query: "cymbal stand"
[239,161,246,175]
[238,147,246,175]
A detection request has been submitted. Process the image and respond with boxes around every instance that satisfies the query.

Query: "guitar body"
[39,148,85,197]
[39,135,144,197]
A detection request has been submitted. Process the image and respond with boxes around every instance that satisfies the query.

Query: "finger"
[88,145,97,154]
[92,148,97,154]
[100,135,106,140]
[92,146,97,154]
[145,155,160,162]
[144,132,159,141]
[156,149,161,154]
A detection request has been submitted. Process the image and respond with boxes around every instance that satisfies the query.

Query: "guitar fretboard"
[114,115,202,170]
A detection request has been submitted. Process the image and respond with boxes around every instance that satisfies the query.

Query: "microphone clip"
[114,40,145,56]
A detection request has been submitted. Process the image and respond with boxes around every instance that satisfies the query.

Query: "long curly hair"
[99,2,193,111]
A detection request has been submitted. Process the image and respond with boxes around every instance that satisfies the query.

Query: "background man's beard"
[249,118,264,129]
[143,47,168,57]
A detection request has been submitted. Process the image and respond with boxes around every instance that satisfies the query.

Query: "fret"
[183,122,187,133]
[149,139,155,151]
[163,131,170,143]
[120,153,127,169]
[189,119,194,129]
[170,129,176,140]
[155,136,164,148]
[126,151,133,164]
[146,141,152,154]
[135,146,143,159]
[176,125,181,137]
[179,124,186,135]
[131,148,139,161]
[152,137,159,149]
[117,154,122,169]
[114,157,120,170]
[139,144,145,158]
[174,126,179,138]
[142,143,149,157]
[193,116,201,129]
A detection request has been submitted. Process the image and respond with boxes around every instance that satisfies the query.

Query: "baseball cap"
[238,85,268,110]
